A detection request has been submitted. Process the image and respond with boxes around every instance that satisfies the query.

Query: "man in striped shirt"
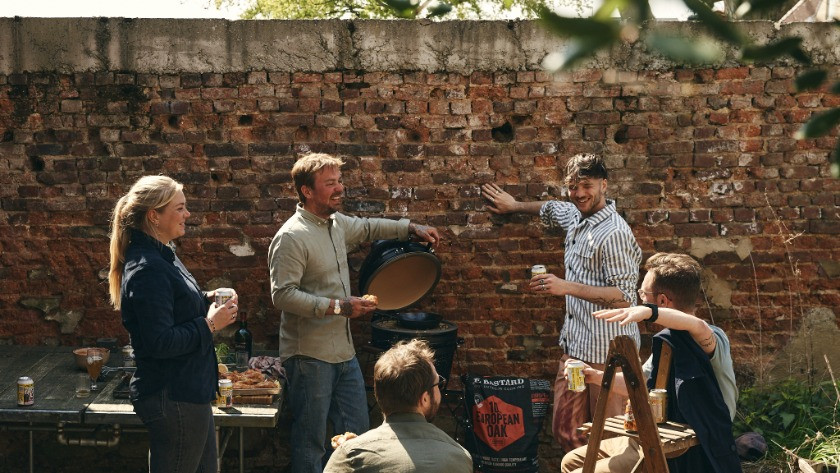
[481,154,642,453]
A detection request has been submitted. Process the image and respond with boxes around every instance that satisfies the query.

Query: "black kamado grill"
[359,240,461,382]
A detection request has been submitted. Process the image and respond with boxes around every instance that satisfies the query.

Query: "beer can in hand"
[530,265,547,278]
[565,360,586,392]
[649,389,668,424]
[215,289,234,307]
[17,377,34,406]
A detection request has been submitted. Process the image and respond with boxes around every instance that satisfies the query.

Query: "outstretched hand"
[481,183,519,214]
[593,306,653,326]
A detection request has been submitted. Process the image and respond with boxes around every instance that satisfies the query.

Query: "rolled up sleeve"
[601,232,643,304]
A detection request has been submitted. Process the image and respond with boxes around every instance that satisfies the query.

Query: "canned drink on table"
[17,377,34,406]
[215,289,234,307]
[565,360,586,392]
[122,345,135,368]
[531,265,547,277]
[217,379,233,408]
[649,389,668,424]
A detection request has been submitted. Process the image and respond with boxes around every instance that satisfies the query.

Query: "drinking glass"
[86,348,105,391]
[75,373,91,398]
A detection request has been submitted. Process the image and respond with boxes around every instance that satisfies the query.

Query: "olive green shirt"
[268,204,409,363]
[324,412,473,473]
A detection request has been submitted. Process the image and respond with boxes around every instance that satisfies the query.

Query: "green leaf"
[647,32,724,65]
[538,6,620,40]
[734,0,791,17]
[795,70,828,92]
[426,2,452,17]
[683,0,745,45]
[795,108,840,139]
[742,37,804,62]
[791,46,812,65]
[781,412,795,429]
[380,0,418,18]
[595,0,652,22]
[542,36,613,72]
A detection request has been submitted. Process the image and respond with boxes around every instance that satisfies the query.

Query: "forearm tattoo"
[591,297,625,308]
[340,298,353,316]
[700,334,715,348]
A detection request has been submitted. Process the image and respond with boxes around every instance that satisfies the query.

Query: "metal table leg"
[29,422,33,473]
[239,427,244,473]
[216,426,221,473]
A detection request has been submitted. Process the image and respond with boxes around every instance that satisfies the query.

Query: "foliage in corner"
[734,379,840,464]
[535,0,840,177]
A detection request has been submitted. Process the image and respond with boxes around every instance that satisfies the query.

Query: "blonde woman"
[108,175,238,473]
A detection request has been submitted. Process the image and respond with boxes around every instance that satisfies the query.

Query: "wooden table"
[0,345,283,473]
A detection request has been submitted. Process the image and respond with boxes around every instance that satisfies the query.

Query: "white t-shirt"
[642,325,737,420]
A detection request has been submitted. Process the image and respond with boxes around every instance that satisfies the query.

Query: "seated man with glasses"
[560,253,741,473]
[324,339,472,473]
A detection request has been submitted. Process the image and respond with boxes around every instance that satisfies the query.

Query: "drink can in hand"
[530,265,547,277]
[565,360,586,392]
[215,289,234,307]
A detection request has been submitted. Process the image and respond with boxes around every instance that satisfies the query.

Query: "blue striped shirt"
[540,199,642,364]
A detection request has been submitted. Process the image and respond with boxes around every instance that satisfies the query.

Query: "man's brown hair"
[564,153,608,183]
[644,252,703,312]
[290,153,344,203]
[373,339,436,416]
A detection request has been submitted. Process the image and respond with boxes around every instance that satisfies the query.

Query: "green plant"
[735,379,840,463]
[215,342,230,361]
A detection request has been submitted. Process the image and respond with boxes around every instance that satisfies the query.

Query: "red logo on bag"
[472,395,525,451]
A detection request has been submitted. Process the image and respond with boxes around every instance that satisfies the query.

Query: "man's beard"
[424,397,441,422]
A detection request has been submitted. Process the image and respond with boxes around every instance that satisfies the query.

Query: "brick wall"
[0,18,839,471]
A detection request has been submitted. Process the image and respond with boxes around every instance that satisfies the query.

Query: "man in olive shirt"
[268,153,440,473]
[324,340,473,473]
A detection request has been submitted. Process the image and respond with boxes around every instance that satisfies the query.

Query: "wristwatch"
[334,299,341,315]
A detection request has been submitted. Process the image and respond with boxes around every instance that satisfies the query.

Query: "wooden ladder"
[580,335,696,473]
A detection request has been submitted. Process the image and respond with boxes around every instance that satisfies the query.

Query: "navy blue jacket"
[648,329,742,473]
[121,229,217,403]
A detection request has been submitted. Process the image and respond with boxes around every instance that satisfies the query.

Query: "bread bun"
[362,294,378,305]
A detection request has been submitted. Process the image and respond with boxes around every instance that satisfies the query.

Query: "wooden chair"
[577,335,698,473]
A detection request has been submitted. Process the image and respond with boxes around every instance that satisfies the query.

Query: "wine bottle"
[234,313,252,370]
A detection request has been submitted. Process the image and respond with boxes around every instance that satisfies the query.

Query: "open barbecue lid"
[358,240,441,311]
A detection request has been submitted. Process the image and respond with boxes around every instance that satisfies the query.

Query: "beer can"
[649,389,668,424]
[531,265,547,277]
[624,399,637,431]
[565,360,586,392]
[215,289,234,307]
[17,377,34,406]
[217,379,233,408]
[122,345,135,368]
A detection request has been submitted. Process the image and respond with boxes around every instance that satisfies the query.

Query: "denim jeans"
[133,388,217,473]
[283,356,369,473]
